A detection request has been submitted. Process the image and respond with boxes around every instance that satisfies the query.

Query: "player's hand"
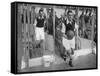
[63,34,67,39]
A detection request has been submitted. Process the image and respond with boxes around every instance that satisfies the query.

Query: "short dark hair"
[39,8,43,13]
[67,10,73,15]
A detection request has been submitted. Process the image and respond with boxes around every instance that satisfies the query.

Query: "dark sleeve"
[63,19,66,25]
[36,16,39,21]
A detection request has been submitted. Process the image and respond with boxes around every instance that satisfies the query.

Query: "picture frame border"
[11,1,98,74]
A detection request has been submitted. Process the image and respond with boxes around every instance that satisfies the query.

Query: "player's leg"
[40,28,45,55]
[62,37,71,63]
[68,37,75,67]
[35,27,41,48]
[70,37,75,54]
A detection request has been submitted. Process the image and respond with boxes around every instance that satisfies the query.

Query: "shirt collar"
[67,19,72,24]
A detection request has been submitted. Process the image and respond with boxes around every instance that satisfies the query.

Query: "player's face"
[40,11,44,16]
[68,12,74,21]
[48,9,52,13]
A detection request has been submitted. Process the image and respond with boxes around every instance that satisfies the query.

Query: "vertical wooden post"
[23,5,27,68]
[18,4,23,70]
[31,5,33,36]
[42,8,45,58]
[53,6,55,61]
[91,8,95,49]
[75,7,79,50]
[31,6,35,41]
[27,4,31,68]
[23,4,29,68]
[82,9,85,38]
[47,8,49,33]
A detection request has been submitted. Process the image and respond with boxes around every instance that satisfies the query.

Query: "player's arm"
[33,14,38,27]
[74,22,79,37]
[60,23,68,38]
[44,13,47,24]
[33,19,37,26]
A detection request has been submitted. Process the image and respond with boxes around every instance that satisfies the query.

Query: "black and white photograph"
[11,2,97,74]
